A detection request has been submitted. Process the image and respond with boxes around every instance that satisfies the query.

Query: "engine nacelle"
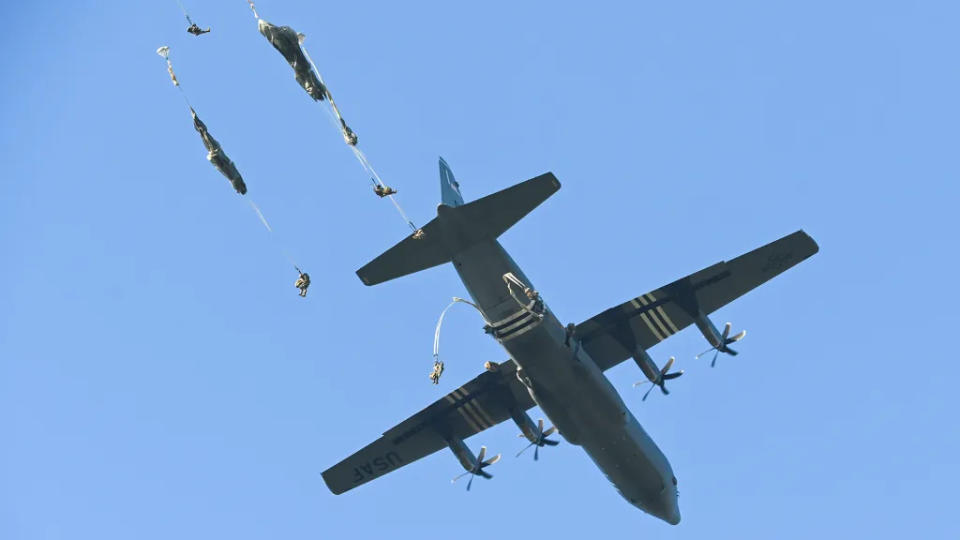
[445,435,477,472]
[632,348,662,384]
[510,409,540,444]
[693,313,724,349]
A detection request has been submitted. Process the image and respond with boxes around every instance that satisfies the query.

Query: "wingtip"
[356,270,374,286]
[320,470,346,495]
[796,229,820,256]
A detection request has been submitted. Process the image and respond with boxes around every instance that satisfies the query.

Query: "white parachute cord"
[174,0,194,25]
[301,38,420,234]
[248,199,272,232]
[299,42,340,120]
[351,147,418,231]
[157,46,194,110]
[503,273,543,318]
[433,297,485,376]
[248,199,300,270]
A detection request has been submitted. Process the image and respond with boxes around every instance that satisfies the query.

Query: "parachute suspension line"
[350,146,418,231]
[431,297,485,384]
[174,0,194,25]
[247,199,300,271]
[156,46,195,111]
[299,34,422,235]
[247,199,272,232]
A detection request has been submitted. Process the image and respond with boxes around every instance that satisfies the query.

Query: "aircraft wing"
[575,230,818,371]
[322,361,535,494]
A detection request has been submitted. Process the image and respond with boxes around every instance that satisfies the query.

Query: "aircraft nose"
[658,488,681,525]
[665,506,681,525]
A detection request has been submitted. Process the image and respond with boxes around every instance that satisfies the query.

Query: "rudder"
[439,157,464,207]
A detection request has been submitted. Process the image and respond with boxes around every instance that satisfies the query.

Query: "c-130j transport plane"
[322,158,818,524]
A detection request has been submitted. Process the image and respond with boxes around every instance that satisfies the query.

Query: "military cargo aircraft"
[322,158,818,524]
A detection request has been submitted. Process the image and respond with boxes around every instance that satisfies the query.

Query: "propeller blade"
[482,454,502,467]
[661,356,675,375]
[695,346,715,360]
[726,347,739,356]
[467,474,474,491]
[722,322,732,341]
[542,426,557,437]
[542,438,560,446]
[478,470,493,479]
[476,445,487,464]
[537,418,544,434]
[517,442,535,457]
[711,348,720,368]
[660,383,670,395]
[663,371,683,380]
[642,383,656,401]
[452,471,471,483]
[633,380,651,387]
[729,329,747,343]
[534,445,539,461]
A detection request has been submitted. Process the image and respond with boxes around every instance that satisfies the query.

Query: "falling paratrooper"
[295,268,311,298]
[371,178,397,198]
[192,109,247,195]
[174,0,210,36]
[187,23,211,36]
[257,18,328,102]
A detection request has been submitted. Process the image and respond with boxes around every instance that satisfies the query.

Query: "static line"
[248,199,300,270]
[301,39,420,232]
[248,199,273,232]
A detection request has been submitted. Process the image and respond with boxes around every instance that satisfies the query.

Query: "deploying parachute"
[246,1,422,238]
[257,19,327,102]
[156,47,246,195]
[192,109,247,195]
[157,44,309,296]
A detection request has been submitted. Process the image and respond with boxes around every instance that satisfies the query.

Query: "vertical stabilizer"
[439,157,465,207]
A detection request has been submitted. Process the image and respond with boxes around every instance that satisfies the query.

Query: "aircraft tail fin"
[357,165,560,286]
[439,157,465,207]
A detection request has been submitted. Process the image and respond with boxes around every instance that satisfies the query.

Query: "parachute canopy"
[192,109,247,195]
[258,19,327,101]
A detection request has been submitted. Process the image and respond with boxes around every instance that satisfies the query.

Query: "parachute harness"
[432,297,486,384]
[249,3,424,239]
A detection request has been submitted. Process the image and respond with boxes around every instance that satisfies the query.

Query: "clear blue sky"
[2,0,957,538]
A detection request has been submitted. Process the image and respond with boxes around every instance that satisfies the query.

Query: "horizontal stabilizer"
[357,172,560,286]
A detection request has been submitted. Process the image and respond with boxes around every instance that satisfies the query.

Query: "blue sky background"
[2,0,958,538]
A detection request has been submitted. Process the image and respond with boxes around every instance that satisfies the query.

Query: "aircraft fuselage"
[451,237,681,525]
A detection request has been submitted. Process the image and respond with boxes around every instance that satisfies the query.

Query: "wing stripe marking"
[638,312,665,341]
[470,399,496,427]
[460,392,492,429]
[630,298,642,309]
[637,295,670,341]
[451,389,484,432]
[454,388,490,431]
[460,387,496,427]
[462,402,489,430]
[645,292,679,334]
[645,305,672,337]
[656,306,680,334]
